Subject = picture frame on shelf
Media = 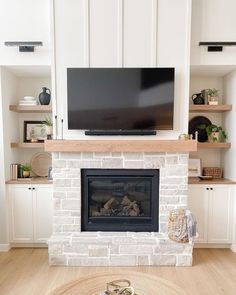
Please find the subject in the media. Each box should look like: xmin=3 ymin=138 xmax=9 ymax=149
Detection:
xmin=188 ymin=158 xmax=201 ymax=177
xmin=24 ymin=120 xmax=47 ymax=143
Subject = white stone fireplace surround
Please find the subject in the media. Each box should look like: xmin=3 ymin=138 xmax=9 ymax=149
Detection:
xmin=48 ymin=150 xmax=193 ymax=266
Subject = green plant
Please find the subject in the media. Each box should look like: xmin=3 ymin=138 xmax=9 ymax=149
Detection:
xmin=42 ymin=116 xmax=53 ymax=126
xmin=206 ymin=88 xmax=219 ymax=97
xmin=20 ymin=163 xmax=31 ymax=172
xmin=197 ymin=124 xmax=227 ymax=142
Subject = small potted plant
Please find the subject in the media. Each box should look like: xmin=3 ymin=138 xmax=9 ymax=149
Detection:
xmin=206 ymin=88 xmax=219 ymax=105
xmin=21 ymin=163 xmax=31 ymax=178
xmin=42 ymin=116 xmax=53 ymax=139
xmin=198 ymin=124 xmax=227 ymax=142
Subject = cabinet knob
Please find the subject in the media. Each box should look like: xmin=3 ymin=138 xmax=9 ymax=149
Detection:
xmin=28 ymin=187 xmax=31 ymax=190
xmin=210 ymin=188 xmax=213 ymax=190
xmin=32 ymin=187 xmax=35 ymax=190
xmin=206 ymin=188 xmax=209 ymax=190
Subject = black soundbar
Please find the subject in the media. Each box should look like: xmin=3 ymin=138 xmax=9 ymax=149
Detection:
xmin=85 ymin=130 xmax=157 ymax=136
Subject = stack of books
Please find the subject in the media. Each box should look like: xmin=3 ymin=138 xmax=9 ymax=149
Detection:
xmin=19 ymin=96 xmax=37 ymax=106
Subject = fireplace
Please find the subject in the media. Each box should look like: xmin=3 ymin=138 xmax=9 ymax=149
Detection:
xmin=81 ymin=169 xmax=159 ymax=232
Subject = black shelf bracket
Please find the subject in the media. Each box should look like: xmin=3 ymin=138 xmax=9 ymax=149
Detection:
xmin=199 ymin=42 xmax=236 ymax=52
xmin=4 ymin=41 xmax=43 ymax=52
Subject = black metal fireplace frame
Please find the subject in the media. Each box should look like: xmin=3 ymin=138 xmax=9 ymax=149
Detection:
xmin=81 ymin=169 xmax=159 ymax=232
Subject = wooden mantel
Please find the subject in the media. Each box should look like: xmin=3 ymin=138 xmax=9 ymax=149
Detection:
xmin=44 ymin=139 xmax=197 ymax=153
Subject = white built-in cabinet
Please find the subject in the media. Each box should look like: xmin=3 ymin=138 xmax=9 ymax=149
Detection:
xmin=8 ymin=184 xmax=53 ymax=244
xmin=188 ymin=184 xmax=233 ymax=244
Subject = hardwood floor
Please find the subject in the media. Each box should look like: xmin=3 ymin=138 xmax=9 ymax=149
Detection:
xmin=0 ymin=248 xmax=235 ymax=295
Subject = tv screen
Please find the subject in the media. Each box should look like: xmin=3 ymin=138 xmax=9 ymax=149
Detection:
xmin=67 ymin=68 xmax=175 ymax=131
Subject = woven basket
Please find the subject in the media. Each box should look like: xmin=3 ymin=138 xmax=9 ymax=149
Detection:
xmin=168 ymin=209 xmax=189 ymax=243
xmin=202 ymin=167 xmax=222 ymax=178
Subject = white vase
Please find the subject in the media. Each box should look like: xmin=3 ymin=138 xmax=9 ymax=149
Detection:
xmin=45 ymin=125 xmax=53 ymax=135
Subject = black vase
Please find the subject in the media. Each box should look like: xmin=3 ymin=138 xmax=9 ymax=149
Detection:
xmin=39 ymin=87 xmax=51 ymax=105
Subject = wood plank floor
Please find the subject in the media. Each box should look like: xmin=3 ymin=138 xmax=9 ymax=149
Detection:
xmin=0 ymin=248 xmax=235 ymax=295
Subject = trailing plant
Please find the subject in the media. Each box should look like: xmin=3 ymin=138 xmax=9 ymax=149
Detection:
xmin=197 ymin=124 xmax=227 ymax=142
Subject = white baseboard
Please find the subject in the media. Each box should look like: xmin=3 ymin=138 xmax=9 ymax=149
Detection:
xmin=0 ymin=244 xmax=11 ymax=252
xmin=230 ymin=244 xmax=236 ymax=253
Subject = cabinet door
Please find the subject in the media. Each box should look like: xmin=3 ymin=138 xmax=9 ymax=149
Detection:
xmin=188 ymin=185 xmax=208 ymax=243
xmin=8 ymin=186 xmax=34 ymax=242
xmin=33 ymin=186 xmax=53 ymax=242
xmin=208 ymin=186 xmax=233 ymax=244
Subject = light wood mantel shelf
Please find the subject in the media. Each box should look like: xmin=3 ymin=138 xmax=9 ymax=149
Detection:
xmin=44 ymin=139 xmax=197 ymax=153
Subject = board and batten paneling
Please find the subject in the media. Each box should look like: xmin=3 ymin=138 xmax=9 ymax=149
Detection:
xmin=157 ymin=0 xmax=191 ymax=133
xmin=53 ymin=0 xmax=89 ymax=126
xmin=123 ymin=0 xmax=157 ymax=67
xmin=53 ymin=0 xmax=191 ymax=138
xmin=89 ymin=0 xmax=122 ymax=67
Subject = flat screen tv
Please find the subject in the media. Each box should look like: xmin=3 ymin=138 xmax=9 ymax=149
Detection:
xmin=67 ymin=68 xmax=175 ymax=132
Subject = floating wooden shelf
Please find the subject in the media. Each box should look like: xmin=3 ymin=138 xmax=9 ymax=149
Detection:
xmin=44 ymin=139 xmax=197 ymax=153
xmin=188 ymin=177 xmax=236 ymax=185
xmin=189 ymin=104 xmax=232 ymax=113
xmin=11 ymin=142 xmax=45 ymax=149
xmin=9 ymin=105 xmax=52 ymax=113
xmin=5 ymin=177 xmax=52 ymax=185
xmin=197 ymin=142 xmax=231 ymax=149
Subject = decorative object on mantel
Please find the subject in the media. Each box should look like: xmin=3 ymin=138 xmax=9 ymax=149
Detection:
xmin=168 ymin=209 xmax=197 ymax=243
xmin=54 ymin=115 xmax=58 ymax=139
xmin=24 ymin=120 xmax=47 ymax=143
xmin=203 ymin=167 xmax=223 ymax=179
xmin=31 ymin=152 xmax=52 ymax=177
xmin=188 ymin=158 xmax=201 ymax=177
xmin=188 ymin=116 xmax=212 ymax=142
xmin=61 ymin=119 xmax=64 ymax=140
xmin=191 ymin=92 xmax=205 ymax=105
xmin=39 ymin=87 xmax=51 ymax=105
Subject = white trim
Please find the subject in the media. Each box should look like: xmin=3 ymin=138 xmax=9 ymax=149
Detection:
xmin=194 ymin=243 xmax=231 ymax=249
xmin=50 ymin=0 xmax=58 ymax=139
xmin=0 ymin=244 xmax=11 ymax=252
xmin=151 ymin=0 xmax=158 ymax=66
xmin=182 ymin=0 xmax=192 ymax=133
xmin=84 ymin=0 xmax=90 ymax=67
xmin=230 ymin=244 xmax=236 ymax=253
xmin=117 ymin=0 xmax=123 ymax=67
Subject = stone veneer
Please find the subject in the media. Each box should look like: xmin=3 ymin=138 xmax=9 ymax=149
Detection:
xmin=48 ymin=151 xmax=193 ymax=266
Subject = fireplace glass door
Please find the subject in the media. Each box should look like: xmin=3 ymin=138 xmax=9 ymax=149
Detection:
xmin=81 ymin=169 xmax=159 ymax=232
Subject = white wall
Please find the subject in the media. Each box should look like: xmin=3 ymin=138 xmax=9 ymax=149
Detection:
xmin=0 ymin=69 xmax=8 ymax=246
xmin=223 ymin=70 xmax=236 ymax=180
xmin=191 ymin=0 xmax=236 ymax=65
xmin=0 ymin=0 xmax=51 ymax=66
xmin=0 ymin=67 xmax=19 ymax=246
xmin=53 ymin=0 xmax=192 ymax=139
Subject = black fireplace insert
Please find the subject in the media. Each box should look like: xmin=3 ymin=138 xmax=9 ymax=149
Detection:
xmin=81 ymin=169 xmax=159 ymax=232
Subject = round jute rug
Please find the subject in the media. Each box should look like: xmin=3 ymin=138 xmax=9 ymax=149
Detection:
xmin=51 ymin=271 xmax=186 ymax=295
